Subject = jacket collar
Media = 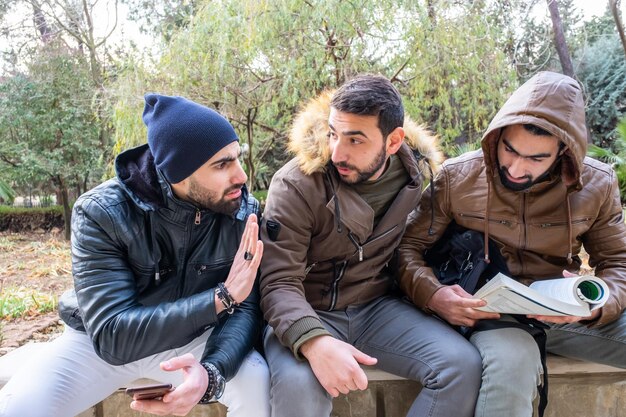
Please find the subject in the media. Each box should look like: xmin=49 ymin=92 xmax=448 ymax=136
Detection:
xmin=325 ymin=142 xmax=421 ymax=242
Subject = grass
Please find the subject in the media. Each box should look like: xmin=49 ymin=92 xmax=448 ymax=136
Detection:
xmin=0 ymin=205 xmax=64 ymax=215
xmin=0 ymin=287 xmax=57 ymax=319
xmin=0 ymin=236 xmax=16 ymax=252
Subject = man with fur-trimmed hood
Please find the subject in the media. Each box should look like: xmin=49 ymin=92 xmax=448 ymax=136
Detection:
xmin=259 ymin=74 xmax=483 ymax=417
xmin=398 ymin=71 xmax=626 ymax=417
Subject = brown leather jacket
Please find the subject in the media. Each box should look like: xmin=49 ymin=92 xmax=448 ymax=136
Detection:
xmin=260 ymin=91 xmax=442 ymax=354
xmin=398 ymin=71 xmax=626 ymax=326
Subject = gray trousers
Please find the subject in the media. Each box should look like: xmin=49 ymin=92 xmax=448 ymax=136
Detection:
xmin=0 ymin=326 xmax=270 ymax=417
xmin=470 ymin=311 xmax=626 ymax=417
xmin=264 ymin=295 xmax=483 ymax=417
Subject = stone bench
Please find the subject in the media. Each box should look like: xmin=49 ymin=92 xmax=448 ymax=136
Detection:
xmin=1 ymin=342 xmax=625 ymax=417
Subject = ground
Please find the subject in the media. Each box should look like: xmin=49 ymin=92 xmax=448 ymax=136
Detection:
xmin=0 ymin=231 xmax=70 ymax=356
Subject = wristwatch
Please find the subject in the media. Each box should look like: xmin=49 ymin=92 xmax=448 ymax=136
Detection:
xmin=198 ymin=362 xmax=225 ymax=404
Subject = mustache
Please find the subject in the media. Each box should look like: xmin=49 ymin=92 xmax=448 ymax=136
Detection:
xmin=334 ymin=162 xmax=357 ymax=171
xmin=500 ymin=167 xmax=530 ymax=181
xmin=223 ymin=184 xmax=245 ymax=196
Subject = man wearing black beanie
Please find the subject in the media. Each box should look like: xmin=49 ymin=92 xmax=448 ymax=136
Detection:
xmin=0 ymin=94 xmax=270 ymax=417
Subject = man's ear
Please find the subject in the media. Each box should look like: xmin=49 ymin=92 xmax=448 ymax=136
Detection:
xmin=386 ymin=127 xmax=405 ymax=155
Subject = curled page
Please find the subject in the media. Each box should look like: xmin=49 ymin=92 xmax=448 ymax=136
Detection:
xmin=473 ymin=273 xmax=610 ymax=316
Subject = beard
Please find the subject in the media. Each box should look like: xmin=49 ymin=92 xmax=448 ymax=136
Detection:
xmin=498 ymin=166 xmax=534 ymax=191
xmin=334 ymin=143 xmax=387 ymax=184
xmin=187 ymin=179 xmax=244 ymax=215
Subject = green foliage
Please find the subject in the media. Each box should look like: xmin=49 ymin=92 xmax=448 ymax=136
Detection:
xmin=0 ymin=205 xmax=64 ymax=215
xmin=447 ymin=141 xmax=482 ymax=158
xmin=588 ymin=118 xmax=626 ymax=202
xmin=0 ymin=179 xmax=15 ymax=203
xmin=111 ymin=0 xmax=520 ymax=185
xmin=404 ymin=1 xmax=517 ymax=150
xmin=577 ymin=35 xmax=626 ymax=148
xmin=0 ymin=43 xmax=106 ymax=204
xmin=113 ymin=0 xmax=428 ymax=190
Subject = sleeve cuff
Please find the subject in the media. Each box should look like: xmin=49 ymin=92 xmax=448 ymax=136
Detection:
xmin=292 ymin=328 xmax=332 ymax=360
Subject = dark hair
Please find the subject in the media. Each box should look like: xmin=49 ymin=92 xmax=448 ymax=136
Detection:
xmin=522 ymin=123 xmax=553 ymax=137
xmin=330 ymin=74 xmax=404 ymax=139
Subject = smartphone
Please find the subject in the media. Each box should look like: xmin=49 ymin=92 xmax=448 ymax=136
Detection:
xmin=125 ymin=383 xmax=173 ymax=400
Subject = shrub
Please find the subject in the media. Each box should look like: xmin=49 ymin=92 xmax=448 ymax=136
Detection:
xmin=0 ymin=206 xmax=64 ymax=232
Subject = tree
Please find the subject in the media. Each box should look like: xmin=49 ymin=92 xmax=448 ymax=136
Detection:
xmin=0 ymin=44 xmax=105 ymax=239
xmin=577 ymin=35 xmax=626 ymax=148
xmin=547 ymin=0 xmax=575 ymax=77
xmin=112 ymin=0 xmax=424 ymax=190
xmin=609 ymin=0 xmax=626 ymax=57
xmin=404 ymin=0 xmax=517 ymax=150
xmin=588 ymin=117 xmax=626 ymax=202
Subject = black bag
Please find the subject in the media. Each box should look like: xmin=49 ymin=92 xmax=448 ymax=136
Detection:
xmin=424 ymin=222 xmax=509 ymax=294
xmin=425 ymin=222 xmax=549 ymax=417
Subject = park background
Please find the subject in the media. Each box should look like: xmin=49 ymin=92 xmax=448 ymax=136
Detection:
xmin=0 ymin=0 xmax=624 ymax=352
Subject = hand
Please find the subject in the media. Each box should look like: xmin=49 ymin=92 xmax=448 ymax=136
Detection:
xmin=527 ymin=270 xmax=602 ymax=324
xmin=217 ymin=214 xmax=264 ymax=313
xmin=427 ymin=285 xmax=500 ymax=327
xmin=130 ymin=353 xmax=207 ymax=416
xmin=300 ymin=335 xmax=377 ymax=397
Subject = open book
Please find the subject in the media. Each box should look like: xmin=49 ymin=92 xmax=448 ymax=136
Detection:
xmin=473 ymin=272 xmax=609 ymax=316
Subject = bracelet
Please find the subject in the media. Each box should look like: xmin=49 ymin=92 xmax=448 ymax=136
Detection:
xmin=216 ymin=282 xmax=238 ymax=315
xmin=198 ymin=362 xmax=225 ymax=404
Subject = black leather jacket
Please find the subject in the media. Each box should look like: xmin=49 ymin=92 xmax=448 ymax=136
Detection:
xmin=58 ymin=144 xmax=262 ymax=380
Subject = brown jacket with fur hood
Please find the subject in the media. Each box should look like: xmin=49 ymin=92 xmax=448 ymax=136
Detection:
xmin=398 ymin=71 xmax=626 ymax=326
xmin=259 ymin=91 xmax=442 ymax=354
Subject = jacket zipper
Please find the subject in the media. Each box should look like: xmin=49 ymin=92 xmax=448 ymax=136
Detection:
xmin=195 ymin=258 xmax=234 ymax=275
xmin=346 ymin=225 xmax=398 ymax=262
xmin=539 ymin=217 xmax=591 ymax=228
xmin=304 ymin=262 xmax=317 ymax=275
xmin=347 ymin=233 xmax=364 ymax=261
xmin=328 ymin=260 xmax=348 ymax=311
xmin=327 ymin=225 xmax=398 ymax=309
xmin=178 ymin=209 xmax=202 ymax=298
xmin=458 ymin=213 xmax=513 ymax=227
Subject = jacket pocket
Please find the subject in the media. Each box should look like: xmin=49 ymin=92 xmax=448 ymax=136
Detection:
xmin=190 ymin=259 xmax=234 ymax=292
xmin=457 ymin=212 xmax=515 ymax=228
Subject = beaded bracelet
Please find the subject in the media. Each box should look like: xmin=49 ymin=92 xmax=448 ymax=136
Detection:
xmin=198 ymin=362 xmax=224 ymax=404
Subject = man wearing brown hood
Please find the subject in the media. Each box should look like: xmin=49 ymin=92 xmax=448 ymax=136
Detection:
xmin=259 ymin=74 xmax=483 ymax=417
xmin=398 ymin=71 xmax=626 ymax=417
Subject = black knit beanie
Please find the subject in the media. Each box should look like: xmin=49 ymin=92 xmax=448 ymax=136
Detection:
xmin=143 ymin=94 xmax=239 ymax=184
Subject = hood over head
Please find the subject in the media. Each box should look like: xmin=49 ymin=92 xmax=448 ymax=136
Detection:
xmin=481 ymin=71 xmax=587 ymax=191
xmin=115 ymin=144 xmax=165 ymax=210
xmin=288 ymin=90 xmax=443 ymax=178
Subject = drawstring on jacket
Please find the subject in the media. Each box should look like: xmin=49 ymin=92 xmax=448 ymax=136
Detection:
xmin=483 ymin=180 xmax=492 ymax=263
xmin=566 ymin=195 xmax=573 ymax=265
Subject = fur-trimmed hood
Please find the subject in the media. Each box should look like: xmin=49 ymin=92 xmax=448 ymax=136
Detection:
xmin=287 ymin=90 xmax=443 ymax=178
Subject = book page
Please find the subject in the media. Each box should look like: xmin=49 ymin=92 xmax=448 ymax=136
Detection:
xmin=473 ymin=273 xmax=594 ymax=316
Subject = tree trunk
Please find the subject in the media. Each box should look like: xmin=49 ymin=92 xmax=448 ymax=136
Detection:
xmin=31 ymin=1 xmax=52 ymax=43
xmin=427 ymin=0 xmax=437 ymax=26
xmin=57 ymin=177 xmax=72 ymax=241
xmin=547 ymin=0 xmax=574 ymax=77
xmin=610 ymin=0 xmax=626 ymax=58
xmin=245 ymin=108 xmax=257 ymax=193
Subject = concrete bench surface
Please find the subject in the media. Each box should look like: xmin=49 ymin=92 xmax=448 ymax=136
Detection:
xmin=1 ymin=342 xmax=626 ymax=417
